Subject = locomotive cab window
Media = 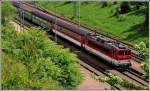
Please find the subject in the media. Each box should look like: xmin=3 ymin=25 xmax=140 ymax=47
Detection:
xmin=125 ymin=51 xmax=128 ymax=55
xmin=119 ymin=50 xmax=129 ymax=55
xmin=119 ymin=51 xmax=124 ymax=55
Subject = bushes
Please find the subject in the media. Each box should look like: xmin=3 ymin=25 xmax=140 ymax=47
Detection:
xmin=92 ymin=73 xmax=148 ymax=90
xmin=2 ymin=1 xmax=17 ymax=25
xmin=2 ymin=53 xmax=63 ymax=90
xmin=2 ymin=1 xmax=83 ymax=88
xmin=134 ymin=42 xmax=149 ymax=79
xmin=120 ymin=2 xmax=131 ymax=14
xmin=2 ymin=23 xmax=83 ymax=89
xmin=2 ymin=53 xmax=29 ymax=89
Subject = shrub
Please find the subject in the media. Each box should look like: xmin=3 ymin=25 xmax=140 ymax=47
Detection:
xmin=2 ymin=53 xmax=29 ymax=89
xmin=2 ymin=1 xmax=17 ymax=25
xmin=92 ymin=73 xmax=148 ymax=90
xmin=134 ymin=42 xmax=149 ymax=79
xmin=2 ymin=24 xmax=83 ymax=89
xmin=118 ymin=14 xmax=126 ymax=21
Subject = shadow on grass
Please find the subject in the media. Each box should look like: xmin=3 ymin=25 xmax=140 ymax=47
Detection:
xmin=127 ymin=8 xmax=146 ymax=16
xmin=109 ymin=7 xmax=146 ymax=18
xmin=52 ymin=1 xmax=72 ymax=8
xmin=121 ymin=22 xmax=149 ymax=45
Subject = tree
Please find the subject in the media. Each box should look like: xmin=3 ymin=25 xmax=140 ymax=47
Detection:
xmin=135 ymin=3 xmax=141 ymax=10
xmin=134 ymin=42 xmax=149 ymax=79
xmin=101 ymin=1 xmax=107 ymax=8
xmin=145 ymin=2 xmax=149 ymax=26
xmin=113 ymin=1 xmax=117 ymax=5
xmin=120 ymin=2 xmax=131 ymax=14
xmin=141 ymin=59 xmax=149 ymax=79
xmin=134 ymin=42 xmax=148 ymax=59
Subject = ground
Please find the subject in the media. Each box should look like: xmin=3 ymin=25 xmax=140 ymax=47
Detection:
xmin=10 ymin=21 xmax=23 ymax=32
xmin=78 ymin=66 xmax=111 ymax=90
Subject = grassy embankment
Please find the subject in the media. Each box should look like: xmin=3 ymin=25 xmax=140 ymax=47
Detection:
xmin=38 ymin=1 xmax=148 ymax=46
xmin=2 ymin=2 xmax=83 ymax=90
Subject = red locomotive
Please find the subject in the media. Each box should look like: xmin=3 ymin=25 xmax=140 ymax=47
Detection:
xmin=52 ymin=26 xmax=131 ymax=68
xmin=13 ymin=2 xmax=132 ymax=68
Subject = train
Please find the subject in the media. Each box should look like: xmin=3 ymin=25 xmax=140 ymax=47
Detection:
xmin=12 ymin=2 xmax=132 ymax=68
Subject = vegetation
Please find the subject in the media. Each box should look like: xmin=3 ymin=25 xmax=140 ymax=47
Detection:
xmin=92 ymin=73 xmax=148 ymax=90
xmin=2 ymin=2 xmax=83 ymax=90
xmin=1 ymin=1 xmax=17 ymax=25
xmin=2 ymin=23 xmax=83 ymax=89
xmin=2 ymin=52 xmax=64 ymax=90
xmin=134 ymin=42 xmax=149 ymax=79
xmin=2 ymin=53 xmax=29 ymax=89
xmin=37 ymin=1 xmax=148 ymax=46
xmin=1 ymin=1 xmax=148 ymax=90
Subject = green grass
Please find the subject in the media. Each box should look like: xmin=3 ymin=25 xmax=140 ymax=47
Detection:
xmin=38 ymin=1 xmax=148 ymax=46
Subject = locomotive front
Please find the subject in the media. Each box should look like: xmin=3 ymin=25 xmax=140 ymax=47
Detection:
xmin=115 ymin=44 xmax=132 ymax=68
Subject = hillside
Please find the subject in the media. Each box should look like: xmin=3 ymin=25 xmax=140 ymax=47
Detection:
xmin=2 ymin=2 xmax=83 ymax=90
xmin=37 ymin=1 xmax=148 ymax=46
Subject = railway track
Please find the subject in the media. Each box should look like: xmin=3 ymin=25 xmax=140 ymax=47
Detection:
xmin=13 ymin=18 xmax=148 ymax=89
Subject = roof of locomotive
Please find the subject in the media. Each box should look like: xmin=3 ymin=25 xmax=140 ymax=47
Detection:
xmin=87 ymin=33 xmax=129 ymax=50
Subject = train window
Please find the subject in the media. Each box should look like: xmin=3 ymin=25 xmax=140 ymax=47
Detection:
xmin=127 ymin=50 xmax=131 ymax=55
xmin=88 ymin=40 xmax=111 ymax=54
xmin=119 ymin=50 xmax=130 ymax=55
xmin=101 ymin=40 xmax=105 ymax=43
xmin=119 ymin=51 xmax=124 ymax=55
xmin=125 ymin=51 xmax=128 ymax=55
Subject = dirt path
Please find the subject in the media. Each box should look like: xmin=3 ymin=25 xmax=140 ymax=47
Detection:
xmin=78 ymin=66 xmax=111 ymax=90
xmin=131 ymin=60 xmax=144 ymax=73
xmin=10 ymin=21 xmax=24 ymax=32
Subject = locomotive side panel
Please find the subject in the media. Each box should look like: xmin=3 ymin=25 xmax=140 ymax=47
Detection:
xmin=56 ymin=27 xmax=82 ymax=42
xmin=86 ymin=40 xmax=113 ymax=59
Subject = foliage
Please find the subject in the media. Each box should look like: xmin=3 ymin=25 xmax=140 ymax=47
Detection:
xmin=107 ymin=0 xmax=113 ymax=7
xmin=92 ymin=73 xmax=148 ymax=90
xmin=106 ymin=73 xmax=146 ymax=90
xmin=120 ymin=2 xmax=131 ymax=14
xmin=134 ymin=41 xmax=148 ymax=59
xmin=1 ymin=1 xmax=17 ymax=25
xmin=141 ymin=59 xmax=149 ymax=79
xmin=101 ymin=1 xmax=108 ymax=8
xmin=2 ymin=22 xmax=83 ymax=89
xmin=144 ymin=2 xmax=149 ymax=26
xmin=105 ymin=73 xmax=123 ymax=86
xmin=2 ymin=53 xmax=63 ymax=90
xmin=2 ymin=53 xmax=29 ymax=89
xmin=134 ymin=42 xmax=149 ymax=79
xmin=118 ymin=14 xmax=126 ymax=21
